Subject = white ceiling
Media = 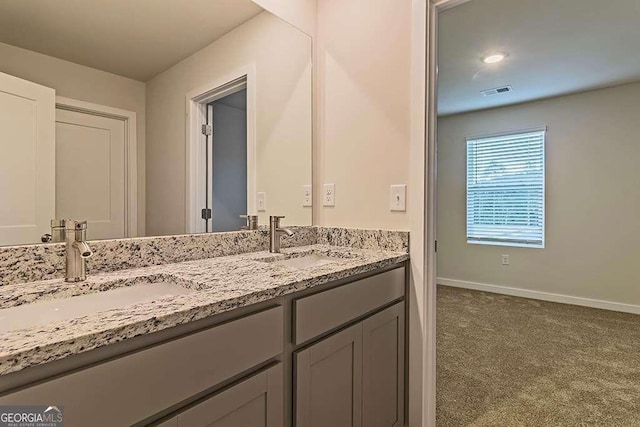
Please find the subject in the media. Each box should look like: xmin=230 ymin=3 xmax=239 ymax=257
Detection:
xmin=0 ymin=0 xmax=263 ymax=82
xmin=438 ymin=0 xmax=640 ymax=116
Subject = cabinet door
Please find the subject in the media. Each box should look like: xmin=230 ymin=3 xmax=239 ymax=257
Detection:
xmin=362 ymin=302 xmax=405 ymax=427
xmin=295 ymin=323 xmax=363 ymax=427
xmin=175 ymin=363 xmax=283 ymax=427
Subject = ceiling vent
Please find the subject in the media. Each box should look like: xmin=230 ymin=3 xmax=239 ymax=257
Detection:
xmin=481 ymin=85 xmax=512 ymax=97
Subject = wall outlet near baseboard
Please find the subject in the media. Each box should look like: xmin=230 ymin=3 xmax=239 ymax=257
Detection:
xmin=501 ymin=254 xmax=510 ymax=265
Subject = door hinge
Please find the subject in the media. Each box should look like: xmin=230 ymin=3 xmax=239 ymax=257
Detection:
xmin=435 ymin=240 xmax=438 ymax=252
xmin=201 ymin=124 xmax=212 ymax=136
xmin=201 ymin=208 xmax=212 ymax=220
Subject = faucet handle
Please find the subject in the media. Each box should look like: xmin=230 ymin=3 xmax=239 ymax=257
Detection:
xmin=240 ymin=215 xmax=259 ymax=230
xmin=65 ymin=220 xmax=88 ymax=231
xmin=270 ymin=215 xmax=285 ymax=226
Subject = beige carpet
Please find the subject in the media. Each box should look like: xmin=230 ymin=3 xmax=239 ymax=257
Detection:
xmin=436 ymin=285 xmax=640 ymax=426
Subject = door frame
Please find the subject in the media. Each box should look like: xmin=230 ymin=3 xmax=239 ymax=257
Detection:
xmin=55 ymin=96 xmax=138 ymax=237
xmin=185 ymin=65 xmax=257 ymax=234
xmin=424 ymin=0 xmax=473 ymax=425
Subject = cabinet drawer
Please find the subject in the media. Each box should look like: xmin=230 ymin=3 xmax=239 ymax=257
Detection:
xmin=293 ymin=267 xmax=404 ymax=344
xmin=0 ymin=306 xmax=284 ymax=427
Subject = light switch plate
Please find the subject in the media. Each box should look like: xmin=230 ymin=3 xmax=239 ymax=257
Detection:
xmin=390 ymin=185 xmax=407 ymax=211
xmin=323 ymin=184 xmax=335 ymax=207
xmin=257 ymin=192 xmax=267 ymax=212
xmin=302 ymin=185 xmax=312 ymax=207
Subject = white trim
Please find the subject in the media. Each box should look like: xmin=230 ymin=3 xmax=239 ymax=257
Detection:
xmin=437 ymin=278 xmax=640 ymax=315
xmin=423 ymin=3 xmax=438 ymax=427
xmin=425 ymin=1 xmax=474 ymax=426
xmin=55 ymin=96 xmax=138 ymax=237
xmin=185 ymin=65 xmax=257 ymax=233
xmin=466 ymin=125 xmax=547 ymax=142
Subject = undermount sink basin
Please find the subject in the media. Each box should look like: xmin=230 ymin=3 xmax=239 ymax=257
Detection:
xmin=275 ymin=254 xmax=339 ymax=269
xmin=258 ymin=251 xmax=347 ymax=269
xmin=0 ymin=278 xmax=194 ymax=334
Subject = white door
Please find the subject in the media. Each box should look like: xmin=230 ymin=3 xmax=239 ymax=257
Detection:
xmin=0 ymin=72 xmax=55 ymax=246
xmin=55 ymin=109 xmax=126 ymax=240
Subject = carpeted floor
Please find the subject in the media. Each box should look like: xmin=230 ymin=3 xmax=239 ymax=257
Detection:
xmin=436 ymin=285 xmax=640 ymax=426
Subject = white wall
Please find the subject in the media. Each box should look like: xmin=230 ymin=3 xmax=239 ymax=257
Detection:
xmin=0 ymin=41 xmax=147 ymax=235
xmin=314 ymin=0 xmax=412 ymax=231
xmin=145 ymin=11 xmax=312 ymax=236
xmin=437 ymin=81 xmax=640 ymax=308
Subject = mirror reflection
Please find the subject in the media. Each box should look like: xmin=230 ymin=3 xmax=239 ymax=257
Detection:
xmin=0 ymin=0 xmax=312 ymax=246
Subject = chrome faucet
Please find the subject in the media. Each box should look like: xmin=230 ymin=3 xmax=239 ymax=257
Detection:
xmin=41 ymin=219 xmax=66 ymax=243
xmin=240 ymin=214 xmax=259 ymax=230
xmin=269 ymin=216 xmax=294 ymax=253
xmin=65 ymin=220 xmax=93 ymax=282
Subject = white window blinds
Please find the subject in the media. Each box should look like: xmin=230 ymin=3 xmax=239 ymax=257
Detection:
xmin=466 ymin=129 xmax=545 ymax=248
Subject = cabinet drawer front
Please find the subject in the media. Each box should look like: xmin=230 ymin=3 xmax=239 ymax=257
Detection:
xmin=293 ymin=267 xmax=404 ymax=344
xmin=0 ymin=306 xmax=284 ymax=427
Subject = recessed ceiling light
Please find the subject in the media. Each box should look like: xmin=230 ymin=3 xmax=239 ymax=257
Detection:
xmin=482 ymin=52 xmax=508 ymax=64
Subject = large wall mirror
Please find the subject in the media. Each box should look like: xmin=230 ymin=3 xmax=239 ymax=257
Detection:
xmin=0 ymin=0 xmax=312 ymax=246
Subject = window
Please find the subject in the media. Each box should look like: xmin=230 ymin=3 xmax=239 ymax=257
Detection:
xmin=466 ymin=129 xmax=545 ymax=248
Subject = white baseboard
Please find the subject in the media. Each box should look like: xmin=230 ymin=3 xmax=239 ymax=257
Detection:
xmin=437 ymin=277 xmax=640 ymax=315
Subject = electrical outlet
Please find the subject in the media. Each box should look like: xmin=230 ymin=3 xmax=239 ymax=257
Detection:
xmin=302 ymin=185 xmax=312 ymax=207
xmin=501 ymin=254 xmax=510 ymax=265
xmin=257 ymin=192 xmax=266 ymax=212
xmin=323 ymin=184 xmax=335 ymax=207
xmin=390 ymin=184 xmax=407 ymax=211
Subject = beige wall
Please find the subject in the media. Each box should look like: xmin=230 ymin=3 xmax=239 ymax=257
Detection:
xmin=314 ymin=1 xmax=427 ymax=424
xmin=253 ymin=0 xmax=317 ymax=36
xmin=314 ymin=1 xmax=428 ymax=424
xmin=0 ymin=41 xmax=147 ymax=235
xmin=145 ymin=11 xmax=312 ymax=236
xmin=437 ymin=82 xmax=640 ymax=306
xmin=314 ymin=0 xmax=412 ymax=231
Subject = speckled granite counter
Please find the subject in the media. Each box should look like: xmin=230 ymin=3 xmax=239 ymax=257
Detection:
xmin=0 ymin=244 xmax=408 ymax=376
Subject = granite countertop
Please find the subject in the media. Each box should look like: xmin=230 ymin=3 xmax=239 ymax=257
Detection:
xmin=0 ymin=244 xmax=408 ymax=376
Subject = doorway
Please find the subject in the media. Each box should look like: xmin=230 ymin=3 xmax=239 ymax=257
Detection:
xmin=185 ymin=68 xmax=256 ymax=234
xmin=430 ymin=0 xmax=640 ymax=424
xmin=204 ymin=89 xmax=248 ymax=232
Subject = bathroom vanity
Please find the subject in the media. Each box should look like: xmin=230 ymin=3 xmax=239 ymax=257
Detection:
xmin=0 ymin=230 xmax=408 ymax=427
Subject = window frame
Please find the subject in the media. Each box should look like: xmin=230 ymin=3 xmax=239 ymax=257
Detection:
xmin=465 ymin=127 xmax=547 ymax=249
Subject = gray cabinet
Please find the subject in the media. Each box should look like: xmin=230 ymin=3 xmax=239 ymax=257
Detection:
xmin=295 ymin=302 xmax=405 ymax=427
xmin=158 ymin=364 xmax=283 ymax=427
xmin=0 ymin=306 xmax=284 ymax=427
xmin=0 ymin=265 xmax=407 ymax=427
xmin=362 ymin=302 xmax=404 ymax=427
xmin=295 ymin=323 xmax=363 ymax=427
